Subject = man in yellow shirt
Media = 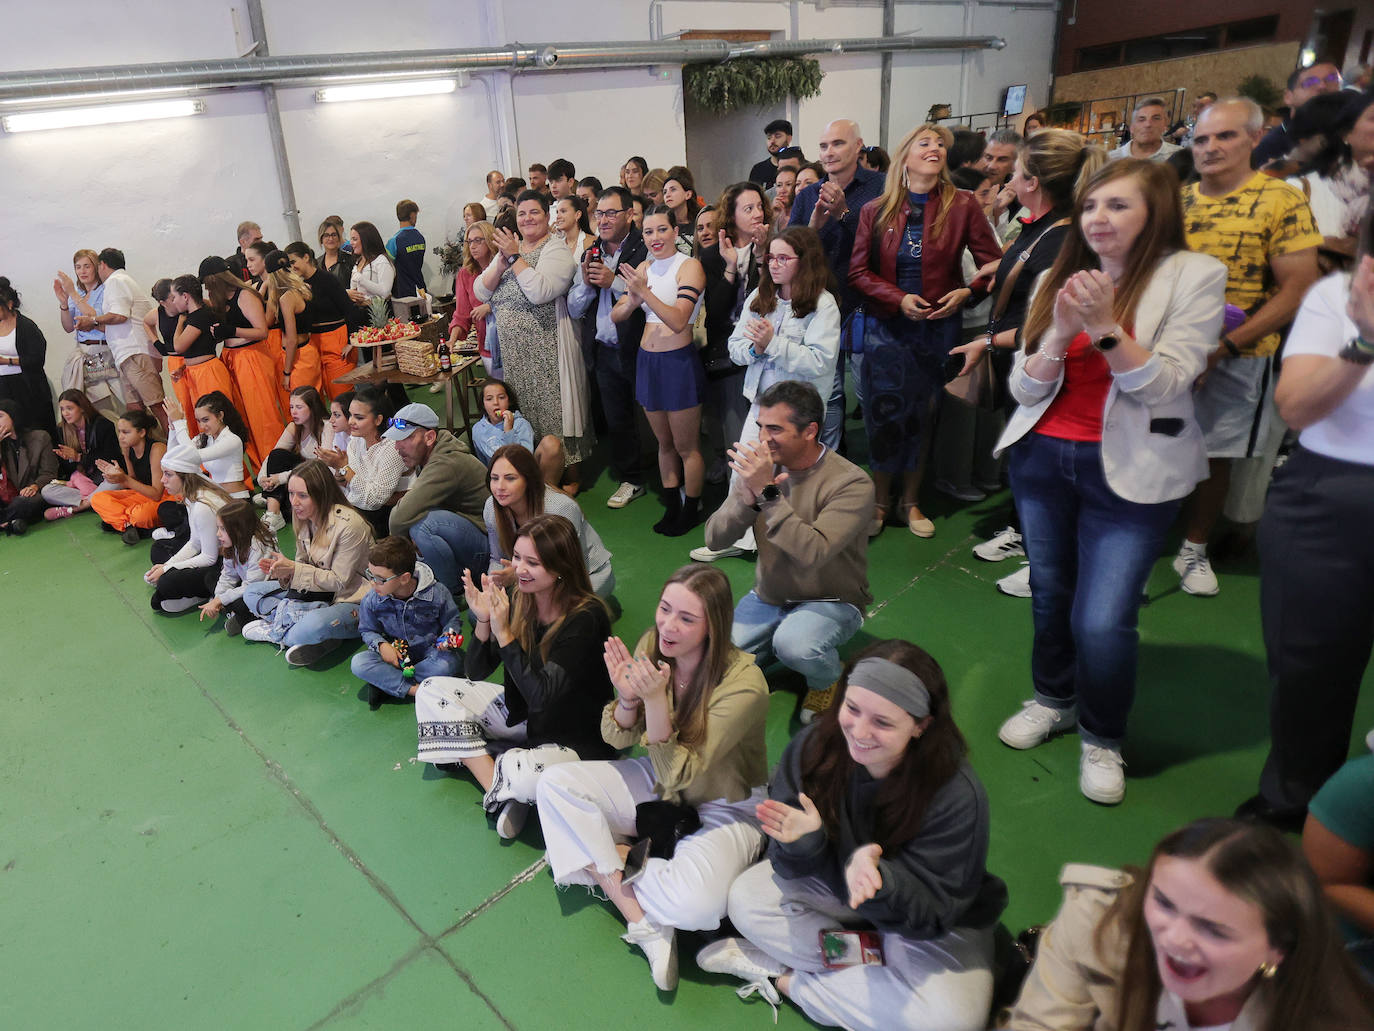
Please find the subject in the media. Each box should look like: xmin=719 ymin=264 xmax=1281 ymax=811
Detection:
xmin=1175 ymin=98 xmax=1320 ymax=597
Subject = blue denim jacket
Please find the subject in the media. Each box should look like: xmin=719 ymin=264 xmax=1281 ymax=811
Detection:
xmin=357 ymin=561 xmax=460 ymax=657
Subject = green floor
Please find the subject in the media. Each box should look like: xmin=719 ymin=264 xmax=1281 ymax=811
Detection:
xmin=4 ymin=399 xmax=1372 ymax=1030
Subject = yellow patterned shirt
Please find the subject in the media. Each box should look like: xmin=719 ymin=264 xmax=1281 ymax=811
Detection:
xmin=1182 ymin=172 xmax=1320 ymax=357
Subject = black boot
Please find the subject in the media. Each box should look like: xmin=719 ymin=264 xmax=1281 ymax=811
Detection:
xmin=653 ymin=489 xmax=682 ymax=534
xmin=663 ymin=495 xmax=701 ymax=538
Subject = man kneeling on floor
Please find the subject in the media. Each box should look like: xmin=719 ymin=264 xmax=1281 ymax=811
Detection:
xmin=351 ymin=535 xmax=463 ymax=710
xmin=703 ymin=380 xmax=873 ymax=723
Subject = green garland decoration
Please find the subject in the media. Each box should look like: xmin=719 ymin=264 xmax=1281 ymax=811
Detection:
xmin=683 ymin=57 xmax=824 ymax=114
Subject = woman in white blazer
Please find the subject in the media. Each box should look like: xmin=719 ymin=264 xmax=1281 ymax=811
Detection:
xmin=991 ymin=159 xmax=1227 ymax=806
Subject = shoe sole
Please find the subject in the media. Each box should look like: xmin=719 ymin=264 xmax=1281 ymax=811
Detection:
xmin=606 ymin=492 xmax=645 ymax=509
xmin=995 ymin=583 xmax=1032 ymax=598
xmin=1080 ymin=778 xmax=1125 ymax=805
xmin=1172 ymin=558 xmax=1220 ymax=597
xmin=690 ymin=548 xmax=743 ymax=562
xmin=973 ymin=546 xmax=1025 ymax=562
xmin=998 ymin=714 xmax=1076 ymax=750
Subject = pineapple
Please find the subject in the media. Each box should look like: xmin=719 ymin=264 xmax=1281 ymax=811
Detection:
xmin=368 ymin=297 xmax=389 ymax=328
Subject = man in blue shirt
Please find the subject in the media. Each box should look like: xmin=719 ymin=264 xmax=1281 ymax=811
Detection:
xmin=789 ymin=119 xmax=885 ymax=446
xmin=386 ymin=199 xmax=428 ymax=298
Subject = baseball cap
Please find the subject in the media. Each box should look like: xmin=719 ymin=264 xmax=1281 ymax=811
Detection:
xmin=383 ymin=402 xmax=440 ymax=440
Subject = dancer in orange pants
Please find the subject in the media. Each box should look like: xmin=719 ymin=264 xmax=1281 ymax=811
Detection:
xmin=89 ymin=409 xmax=172 ymax=535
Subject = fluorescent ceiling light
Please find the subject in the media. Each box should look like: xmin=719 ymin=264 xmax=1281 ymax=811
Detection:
xmin=315 ymin=79 xmax=457 ymax=103
xmin=2 ymin=98 xmax=204 ymax=133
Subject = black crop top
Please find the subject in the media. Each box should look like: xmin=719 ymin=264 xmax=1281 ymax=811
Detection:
xmin=155 ymin=309 xmax=179 ymax=357
xmin=179 ymin=307 xmax=220 ymax=360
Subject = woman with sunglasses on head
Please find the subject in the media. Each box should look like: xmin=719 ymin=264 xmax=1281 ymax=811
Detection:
xmin=700 ymin=639 xmax=1006 ymax=1030
xmin=612 ymin=204 xmax=707 ymax=536
xmin=1008 ymin=818 xmax=1374 ymax=1031
xmin=415 ymin=513 xmax=617 ymax=838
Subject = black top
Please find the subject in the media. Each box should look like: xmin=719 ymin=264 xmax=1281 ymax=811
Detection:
xmin=219 ymin=289 xmax=258 ymax=346
xmin=180 ymin=308 xmax=220 ymax=360
xmin=306 ymin=267 xmax=354 ymax=331
xmin=699 ymin=242 xmax=763 ymax=354
xmin=991 ymin=209 xmax=1073 ymax=340
xmin=58 ymin=414 xmax=120 ymax=481
xmin=748 ymin=157 xmax=778 ymax=189
xmin=125 ymin=440 xmax=154 ymax=486
xmin=154 ymin=309 xmax=180 ymax=357
xmin=464 ymin=605 xmax=617 ymax=761
xmin=322 ymin=254 xmax=355 ymax=294
xmin=7 ymin=315 xmax=57 ymax=441
xmin=1252 ymin=123 xmax=1292 ymax=169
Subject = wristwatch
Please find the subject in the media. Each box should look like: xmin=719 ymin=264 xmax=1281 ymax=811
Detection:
xmin=1339 ymin=338 xmax=1374 ymax=366
xmin=759 ymin=483 xmax=782 ymax=504
xmin=1093 ymin=331 xmax=1120 ymax=352
xmin=505 ymin=253 xmax=519 ymax=267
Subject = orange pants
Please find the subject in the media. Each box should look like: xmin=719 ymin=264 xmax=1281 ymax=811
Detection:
xmin=274 ymin=334 xmax=325 ymax=411
xmin=91 ymin=487 xmax=172 ymax=531
xmin=223 ymin=340 xmax=285 ymax=471
xmin=170 ymin=356 xmax=235 ymax=428
xmin=313 ymin=325 xmax=353 ymax=400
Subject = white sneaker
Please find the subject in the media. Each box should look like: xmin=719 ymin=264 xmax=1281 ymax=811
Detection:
xmin=241 ymin=619 xmax=274 ymax=643
xmin=623 ymin=918 xmax=678 ymax=990
xmin=606 ymin=482 xmax=646 ymax=509
xmin=996 ymin=563 xmax=1032 ymax=598
xmin=1173 ymin=542 xmax=1219 ymax=596
xmin=495 ymin=800 xmax=530 ymax=839
xmin=151 ymin=527 xmax=176 ymax=541
xmin=1080 ymin=742 xmax=1126 ymax=805
xmin=690 ymin=544 xmax=746 ymax=562
xmin=263 ymin=511 xmax=286 ymax=533
xmin=973 ymin=526 xmax=1025 ymax=562
xmin=696 ymin=937 xmax=785 ymax=1016
xmin=998 ymin=699 xmax=1078 ymax=750
xmin=251 ymin=493 xmax=267 ymax=508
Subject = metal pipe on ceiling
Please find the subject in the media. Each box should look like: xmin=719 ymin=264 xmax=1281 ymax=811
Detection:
xmin=0 ymin=35 xmax=1005 ymax=103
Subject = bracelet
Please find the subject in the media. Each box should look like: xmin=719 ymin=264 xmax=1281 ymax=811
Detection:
xmin=1036 ymin=351 xmax=1067 ymax=363
xmin=616 ymin=697 xmax=641 ymax=712
xmin=474 ymin=617 xmax=490 ymax=623
xmin=1222 ymin=336 xmax=1241 ymax=357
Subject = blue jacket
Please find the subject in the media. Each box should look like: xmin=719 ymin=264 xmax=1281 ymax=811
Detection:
xmin=358 ymin=561 xmax=459 ymax=658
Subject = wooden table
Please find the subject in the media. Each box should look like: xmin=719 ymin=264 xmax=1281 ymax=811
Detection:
xmin=335 ymin=353 xmax=482 ymax=444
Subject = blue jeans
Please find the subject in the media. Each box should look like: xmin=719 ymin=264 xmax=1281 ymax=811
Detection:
xmin=407 ymin=510 xmax=489 ymax=595
xmin=351 ymin=647 xmax=462 ymax=699
xmin=732 ymin=591 xmax=864 ymax=690
xmin=1008 ymin=433 xmax=1180 ymax=745
xmin=242 ymin=581 xmax=362 ymax=648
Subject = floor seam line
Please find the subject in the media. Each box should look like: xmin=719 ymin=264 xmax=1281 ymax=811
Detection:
xmin=865 ymin=534 xmax=978 ymax=618
xmin=436 ymin=858 xmax=549 ymax=938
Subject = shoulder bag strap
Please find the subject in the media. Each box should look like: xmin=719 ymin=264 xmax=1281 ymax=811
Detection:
xmin=990 ymin=218 xmax=1072 ymax=324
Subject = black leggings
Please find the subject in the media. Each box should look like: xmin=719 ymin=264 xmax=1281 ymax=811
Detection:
xmin=261 ymin=448 xmax=303 ymax=509
xmin=151 ymin=562 xmax=221 ymax=612
xmin=1 ymin=494 xmax=46 ymax=528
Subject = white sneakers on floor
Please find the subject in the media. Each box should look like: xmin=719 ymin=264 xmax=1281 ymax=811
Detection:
xmin=998 ymin=700 xmax=1077 ymax=750
xmin=263 ymin=511 xmax=286 ymax=533
xmin=1080 ymin=743 xmax=1126 ymax=805
xmin=623 ymin=918 xmax=678 ymax=990
xmin=996 ymin=563 xmax=1032 ymax=598
xmin=690 ymin=544 xmax=746 ymax=562
xmin=606 ymin=482 xmax=646 ymax=509
xmin=1174 ymin=541 xmax=1219 ymax=596
xmin=241 ymin=619 xmax=274 ymax=643
xmin=973 ymin=527 xmax=1025 ymax=562
xmin=696 ymin=937 xmax=785 ymax=1017
xmin=495 ymin=800 xmax=530 ymax=839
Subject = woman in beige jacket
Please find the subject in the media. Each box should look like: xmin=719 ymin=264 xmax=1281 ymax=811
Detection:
xmin=1009 ymin=818 xmax=1374 ymax=1031
xmin=239 ymin=458 xmax=373 ymax=667
xmin=537 ymin=564 xmax=770 ymax=991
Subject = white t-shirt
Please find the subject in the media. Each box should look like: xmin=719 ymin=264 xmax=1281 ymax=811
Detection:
xmin=1283 ymin=272 xmax=1374 ymax=466
xmin=0 ymin=326 xmax=19 ymax=377
xmin=100 ymin=268 xmax=153 ymax=365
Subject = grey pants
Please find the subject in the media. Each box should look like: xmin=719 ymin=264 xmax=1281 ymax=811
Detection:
xmin=727 ymin=860 xmax=994 ymax=1031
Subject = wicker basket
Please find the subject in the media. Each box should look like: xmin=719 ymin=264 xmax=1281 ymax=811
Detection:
xmin=415 ymin=315 xmax=447 ymax=344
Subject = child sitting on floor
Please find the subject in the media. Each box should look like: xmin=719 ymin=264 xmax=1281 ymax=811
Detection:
xmin=471 ymin=379 xmax=535 ymax=466
xmin=201 ymin=498 xmax=278 ymax=635
xmin=350 ymin=534 xmax=463 ymax=711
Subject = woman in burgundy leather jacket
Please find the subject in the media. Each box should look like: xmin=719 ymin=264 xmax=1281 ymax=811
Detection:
xmin=849 ymin=124 xmax=1002 ymax=537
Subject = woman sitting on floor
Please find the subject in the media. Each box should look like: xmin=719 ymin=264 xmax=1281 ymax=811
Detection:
xmin=240 ymin=458 xmax=373 ymax=668
xmin=90 ymin=409 xmax=169 ymax=544
xmin=42 ymin=388 xmax=120 ymax=520
xmin=0 ymin=400 xmax=58 ymax=536
xmin=317 ymin=385 xmax=405 ymax=539
xmin=199 ymin=498 xmax=277 ymax=636
xmin=256 ymin=385 xmax=328 ymax=534
xmin=538 ymin=564 xmax=769 ymax=990
xmin=700 ymin=639 xmax=1008 ymax=1031
xmin=1008 ymin=817 xmax=1374 ymax=1030
xmin=414 ymin=513 xmax=616 ymax=839
xmin=145 ymin=443 xmax=231 ymax=614
xmin=484 ymin=444 xmax=614 ymax=599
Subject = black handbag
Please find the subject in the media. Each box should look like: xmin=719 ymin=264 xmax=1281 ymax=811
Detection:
xmin=634 ymin=800 xmax=702 ymax=860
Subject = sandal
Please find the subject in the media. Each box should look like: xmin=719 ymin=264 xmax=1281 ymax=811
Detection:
xmin=898 ymin=503 xmax=935 ymax=538
xmin=869 ymin=503 xmax=889 ymax=538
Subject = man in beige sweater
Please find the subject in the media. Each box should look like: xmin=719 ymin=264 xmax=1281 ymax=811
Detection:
xmin=704 ymin=381 xmax=874 ymax=724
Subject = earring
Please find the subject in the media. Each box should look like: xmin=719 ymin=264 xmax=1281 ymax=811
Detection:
xmin=1258 ymin=961 xmax=1279 ymax=979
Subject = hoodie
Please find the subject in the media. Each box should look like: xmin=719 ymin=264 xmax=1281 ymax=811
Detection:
xmin=357 ymin=560 xmax=461 ymax=658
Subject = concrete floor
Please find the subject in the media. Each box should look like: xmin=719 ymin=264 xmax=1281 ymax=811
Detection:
xmin=4 ymin=400 xmax=1371 ymax=1029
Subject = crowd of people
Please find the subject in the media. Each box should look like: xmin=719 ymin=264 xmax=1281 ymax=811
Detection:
xmin=4 ymin=65 xmax=1374 ymax=1029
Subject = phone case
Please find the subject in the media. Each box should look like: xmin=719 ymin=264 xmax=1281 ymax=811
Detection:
xmin=819 ymin=930 xmax=885 ymax=969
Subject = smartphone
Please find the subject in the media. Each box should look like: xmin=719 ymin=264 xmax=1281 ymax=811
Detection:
xmin=621 ymin=838 xmax=652 ymax=886
xmin=819 ymin=930 xmax=885 ymax=969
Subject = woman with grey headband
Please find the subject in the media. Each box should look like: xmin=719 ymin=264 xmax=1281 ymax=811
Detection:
xmin=698 ymin=639 xmax=1007 ymax=1030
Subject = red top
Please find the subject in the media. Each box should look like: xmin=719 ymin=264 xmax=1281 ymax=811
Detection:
xmin=1034 ymin=331 xmax=1114 ymax=442
xmin=0 ymin=464 xmax=17 ymax=504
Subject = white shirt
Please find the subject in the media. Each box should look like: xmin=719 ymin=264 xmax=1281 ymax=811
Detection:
xmin=0 ymin=326 xmax=18 ymax=377
xmin=100 ymin=268 xmax=152 ymax=365
xmin=344 ymin=435 xmax=405 ymax=510
xmin=1284 ymin=272 xmax=1374 ymax=466
xmin=351 ymin=255 xmax=395 ymax=299
xmin=193 ymin=427 xmax=247 ymax=485
xmin=481 ymin=196 xmax=501 ymax=219
xmin=166 ymin=496 xmax=228 ymax=571
xmin=1110 ymin=139 xmax=1182 ymax=162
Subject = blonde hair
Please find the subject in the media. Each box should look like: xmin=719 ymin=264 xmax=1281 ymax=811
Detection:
xmin=876 ymin=124 xmax=958 ymax=243
xmin=463 ymin=221 xmax=497 ymax=276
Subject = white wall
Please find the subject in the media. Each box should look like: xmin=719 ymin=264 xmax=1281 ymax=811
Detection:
xmin=0 ymin=0 xmax=1055 ymax=399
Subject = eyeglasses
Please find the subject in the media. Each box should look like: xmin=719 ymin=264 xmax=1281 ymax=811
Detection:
xmin=363 ymin=569 xmax=405 ymax=584
xmin=766 ymin=254 xmax=797 ymax=265
xmin=1299 ymin=72 xmax=1342 ymax=88
xmin=594 ymin=209 xmax=626 ymax=220
xmin=388 ymin=417 xmax=431 ymax=432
